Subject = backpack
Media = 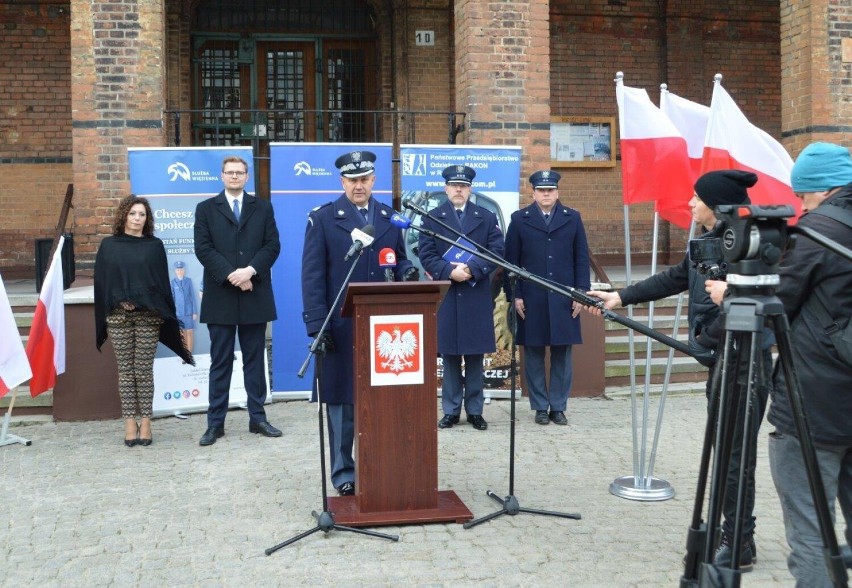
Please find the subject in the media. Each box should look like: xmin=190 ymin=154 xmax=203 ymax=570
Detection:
xmin=805 ymin=204 xmax=852 ymax=367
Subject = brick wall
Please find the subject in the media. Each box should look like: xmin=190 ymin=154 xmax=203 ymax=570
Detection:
xmin=549 ymin=0 xmax=782 ymax=263
xmin=70 ymin=0 xmax=167 ymax=273
xmin=0 ymin=1 xmax=72 ymax=276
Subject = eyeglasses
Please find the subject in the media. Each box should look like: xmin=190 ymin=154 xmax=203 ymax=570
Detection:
xmin=223 ymin=171 xmax=247 ymax=177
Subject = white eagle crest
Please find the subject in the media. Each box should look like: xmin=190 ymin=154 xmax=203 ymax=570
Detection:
xmin=376 ymin=327 xmax=418 ymax=372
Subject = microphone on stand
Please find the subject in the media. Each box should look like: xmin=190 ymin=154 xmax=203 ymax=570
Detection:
xmin=378 ymin=247 xmax=397 ymax=282
xmin=344 ymin=224 xmax=375 ymax=261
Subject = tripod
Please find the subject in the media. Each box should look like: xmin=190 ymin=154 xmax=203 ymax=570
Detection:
xmin=463 ymin=273 xmax=581 ymax=529
xmin=266 ymin=249 xmax=398 ymax=555
xmin=680 ymin=281 xmax=849 ymax=588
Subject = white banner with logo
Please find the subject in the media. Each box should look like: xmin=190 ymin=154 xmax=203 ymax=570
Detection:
xmin=128 ymin=146 xmax=269 ymax=416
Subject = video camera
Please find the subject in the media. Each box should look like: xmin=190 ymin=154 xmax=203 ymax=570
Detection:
xmin=689 ymin=205 xmax=796 ymax=281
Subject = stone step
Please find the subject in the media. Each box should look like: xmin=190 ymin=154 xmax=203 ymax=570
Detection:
xmin=0 ymin=387 xmax=53 ymax=410
xmin=605 ymin=356 xmax=709 ymax=378
xmin=605 ymin=381 xmax=707 ymax=399
xmin=14 ymin=312 xmax=33 ymax=329
xmin=605 ymin=334 xmax=689 ymax=354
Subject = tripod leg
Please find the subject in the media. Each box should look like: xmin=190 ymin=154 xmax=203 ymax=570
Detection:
xmin=333 ymin=525 xmax=399 ymax=541
xmin=265 ymin=526 xmax=323 ymax=555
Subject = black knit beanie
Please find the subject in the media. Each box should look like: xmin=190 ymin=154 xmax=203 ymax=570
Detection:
xmin=693 ymin=170 xmax=757 ymax=208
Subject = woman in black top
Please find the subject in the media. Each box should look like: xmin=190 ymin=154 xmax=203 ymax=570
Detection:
xmin=94 ymin=195 xmax=193 ymax=446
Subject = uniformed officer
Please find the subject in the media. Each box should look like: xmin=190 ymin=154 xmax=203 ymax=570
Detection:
xmin=418 ymin=165 xmax=504 ymax=431
xmin=301 ymin=150 xmax=417 ymax=496
xmin=504 ymin=170 xmax=590 ymax=425
xmin=170 ymin=260 xmax=198 ymax=353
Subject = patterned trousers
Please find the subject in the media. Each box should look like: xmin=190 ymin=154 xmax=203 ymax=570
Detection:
xmin=106 ymin=307 xmax=163 ymax=419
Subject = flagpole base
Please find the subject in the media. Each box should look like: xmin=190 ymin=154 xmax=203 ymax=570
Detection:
xmin=609 ymin=475 xmax=674 ymax=502
xmin=0 ymin=411 xmax=32 ymax=447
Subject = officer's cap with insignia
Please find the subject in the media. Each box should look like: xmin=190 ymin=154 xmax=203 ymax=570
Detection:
xmin=174 ymin=260 xmax=186 ymax=269
xmin=335 ymin=150 xmax=377 ymax=178
xmin=529 ymin=170 xmax=561 ymax=189
xmin=442 ymin=165 xmax=476 ymax=186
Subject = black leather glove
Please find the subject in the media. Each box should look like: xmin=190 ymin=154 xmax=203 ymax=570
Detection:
xmin=314 ymin=331 xmax=335 ymax=354
xmin=402 ymin=267 xmax=420 ymax=282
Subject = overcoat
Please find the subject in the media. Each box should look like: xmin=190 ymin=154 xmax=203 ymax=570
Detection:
xmin=504 ymin=201 xmax=590 ymax=346
xmin=194 ymin=190 xmax=281 ymax=325
xmin=417 ymin=200 xmax=504 ymax=355
xmin=301 ymin=195 xmax=414 ymax=405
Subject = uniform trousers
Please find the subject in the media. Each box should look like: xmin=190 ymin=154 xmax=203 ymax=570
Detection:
xmin=441 ymin=354 xmax=484 ymax=417
xmin=523 ymin=345 xmax=572 ymax=412
xmin=106 ymin=307 xmax=163 ymax=419
xmin=326 ymin=403 xmax=355 ymax=488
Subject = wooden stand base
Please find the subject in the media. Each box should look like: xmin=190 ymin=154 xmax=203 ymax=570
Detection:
xmin=326 ymin=490 xmax=472 ymax=527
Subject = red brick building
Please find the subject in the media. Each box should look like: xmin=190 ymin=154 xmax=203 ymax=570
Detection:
xmin=1 ymin=0 xmax=849 ymax=276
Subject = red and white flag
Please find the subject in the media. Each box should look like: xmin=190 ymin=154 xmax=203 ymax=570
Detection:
xmin=25 ymin=236 xmax=66 ymax=397
xmin=656 ymin=88 xmax=711 ymax=229
xmin=0 ymin=275 xmax=32 ymax=398
xmin=616 ymin=78 xmax=694 ymax=229
xmin=702 ymin=77 xmax=800 ymax=217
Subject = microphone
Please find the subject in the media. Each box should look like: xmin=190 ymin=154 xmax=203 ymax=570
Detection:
xmin=344 ymin=224 xmax=375 ymax=261
xmin=390 ymin=213 xmax=412 ymax=229
xmin=378 ymin=247 xmax=396 ymax=282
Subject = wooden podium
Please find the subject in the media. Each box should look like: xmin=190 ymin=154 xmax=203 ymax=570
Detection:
xmin=326 ymin=281 xmax=473 ymax=527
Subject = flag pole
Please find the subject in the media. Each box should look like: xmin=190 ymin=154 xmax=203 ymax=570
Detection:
xmin=0 ymin=387 xmax=32 ymax=447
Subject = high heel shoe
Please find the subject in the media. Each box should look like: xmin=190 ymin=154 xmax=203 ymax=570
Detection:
xmin=124 ymin=437 xmax=138 ymax=447
xmin=138 ymin=420 xmax=152 ymax=446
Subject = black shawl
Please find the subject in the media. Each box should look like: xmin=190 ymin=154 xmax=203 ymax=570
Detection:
xmin=94 ymin=234 xmax=194 ymax=365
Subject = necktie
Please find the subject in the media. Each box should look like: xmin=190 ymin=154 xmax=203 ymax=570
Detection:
xmin=360 ymin=208 xmax=368 ymax=220
xmin=456 ymin=208 xmax=463 ymax=221
xmin=232 ymin=198 xmax=241 ymax=222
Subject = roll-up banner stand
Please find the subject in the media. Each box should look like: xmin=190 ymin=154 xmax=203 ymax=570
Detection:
xmin=128 ymin=147 xmax=269 ymax=416
xmin=399 ymin=145 xmax=522 ymax=399
xmin=268 ymin=143 xmax=393 ymax=398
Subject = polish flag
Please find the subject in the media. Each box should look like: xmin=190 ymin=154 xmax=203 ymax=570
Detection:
xmin=616 ymin=76 xmax=694 ymax=229
xmin=656 ymin=87 xmax=711 ymax=229
xmin=0 ymin=275 xmax=32 ymax=398
xmin=25 ymin=236 xmax=66 ymax=397
xmin=702 ymin=76 xmax=800 ymax=218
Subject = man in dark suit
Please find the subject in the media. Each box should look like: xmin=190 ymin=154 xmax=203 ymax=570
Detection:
xmin=194 ymin=155 xmax=282 ymax=446
xmin=504 ymin=170 xmax=590 ymax=425
xmin=301 ymin=150 xmax=417 ymax=496
xmin=418 ymin=165 xmax=504 ymax=431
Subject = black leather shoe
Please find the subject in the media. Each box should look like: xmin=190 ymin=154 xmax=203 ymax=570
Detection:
xmin=249 ymin=421 xmax=282 ymax=437
xmin=714 ymin=533 xmax=755 ymax=571
xmin=467 ymin=414 xmax=488 ymax=430
xmin=199 ymin=426 xmax=225 ymax=446
xmin=549 ymin=411 xmax=568 ymax=425
xmin=138 ymin=437 xmax=153 ymax=447
xmin=124 ymin=437 xmax=138 ymax=448
xmin=438 ymin=414 xmax=460 ymax=429
xmin=534 ymin=410 xmax=550 ymax=425
xmin=337 ymin=481 xmax=355 ymax=496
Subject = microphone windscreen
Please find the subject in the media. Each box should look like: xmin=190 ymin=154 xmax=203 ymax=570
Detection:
xmin=378 ymin=247 xmax=397 ymax=267
xmin=390 ymin=213 xmax=411 ymax=228
xmin=362 ymin=224 xmax=376 ymax=236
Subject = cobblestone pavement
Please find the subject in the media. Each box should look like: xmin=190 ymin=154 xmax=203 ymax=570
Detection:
xmin=2 ymin=395 xmax=830 ymax=587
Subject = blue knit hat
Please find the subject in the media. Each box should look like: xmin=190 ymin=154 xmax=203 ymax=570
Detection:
xmin=791 ymin=142 xmax=852 ymax=193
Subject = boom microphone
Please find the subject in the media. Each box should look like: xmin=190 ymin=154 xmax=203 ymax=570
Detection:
xmin=390 ymin=213 xmax=412 ymax=229
xmin=379 ymin=247 xmax=396 ymax=282
xmin=344 ymin=224 xmax=375 ymax=261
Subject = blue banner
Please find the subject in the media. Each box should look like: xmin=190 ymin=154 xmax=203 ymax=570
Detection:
xmin=269 ymin=143 xmax=393 ymax=394
xmin=128 ymin=146 xmax=259 ymax=415
xmin=400 ymin=145 xmax=522 ymax=395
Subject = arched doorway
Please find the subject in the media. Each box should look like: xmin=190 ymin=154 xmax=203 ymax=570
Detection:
xmin=190 ymin=0 xmax=380 ymax=196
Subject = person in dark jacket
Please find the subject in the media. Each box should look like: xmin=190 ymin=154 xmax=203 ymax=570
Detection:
xmin=194 ymin=156 xmax=282 ymax=446
xmin=504 ymin=170 xmax=590 ymax=425
xmin=95 ymin=195 xmax=194 ymax=447
xmin=586 ymin=170 xmax=770 ymax=570
xmin=418 ymin=165 xmax=504 ymax=431
xmin=301 ymin=150 xmax=417 ymax=496
xmin=767 ymin=142 xmax=852 ymax=587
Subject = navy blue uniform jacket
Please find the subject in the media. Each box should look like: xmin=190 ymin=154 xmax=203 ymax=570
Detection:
xmin=194 ymin=191 xmax=281 ymax=325
xmin=504 ymin=201 xmax=590 ymax=346
xmin=301 ymin=195 xmax=413 ymax=405
xmin=417 ymin=200 xmax=504 ymax=355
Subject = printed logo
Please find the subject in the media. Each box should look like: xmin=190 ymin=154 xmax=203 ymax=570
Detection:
xmin=164 ymin=392 xmax=172 ymax=400
xmin=401 ymin=153 xmax=426 ymax=176
xmin=191 ymin=389 xmax=200 ymax=397
xmin=293 ymin=161 xmax=312 ymax=176
xmin=167 ymin=162 xmax=191 ymax=182
xmin=183 ymin=390 xmax=190 ymax=398
xmin=374 ymin=324 xmax=420 ymax=374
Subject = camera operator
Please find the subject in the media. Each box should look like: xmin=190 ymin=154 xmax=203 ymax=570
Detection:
xmin=586 ymin=170 xmax=771 ymax=570
xmin=764 ymin=142 xmax=852 ymax=588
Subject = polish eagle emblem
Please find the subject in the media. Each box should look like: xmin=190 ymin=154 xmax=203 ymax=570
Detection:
xmin=375 ymin=327 xmax=418 ymax=372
